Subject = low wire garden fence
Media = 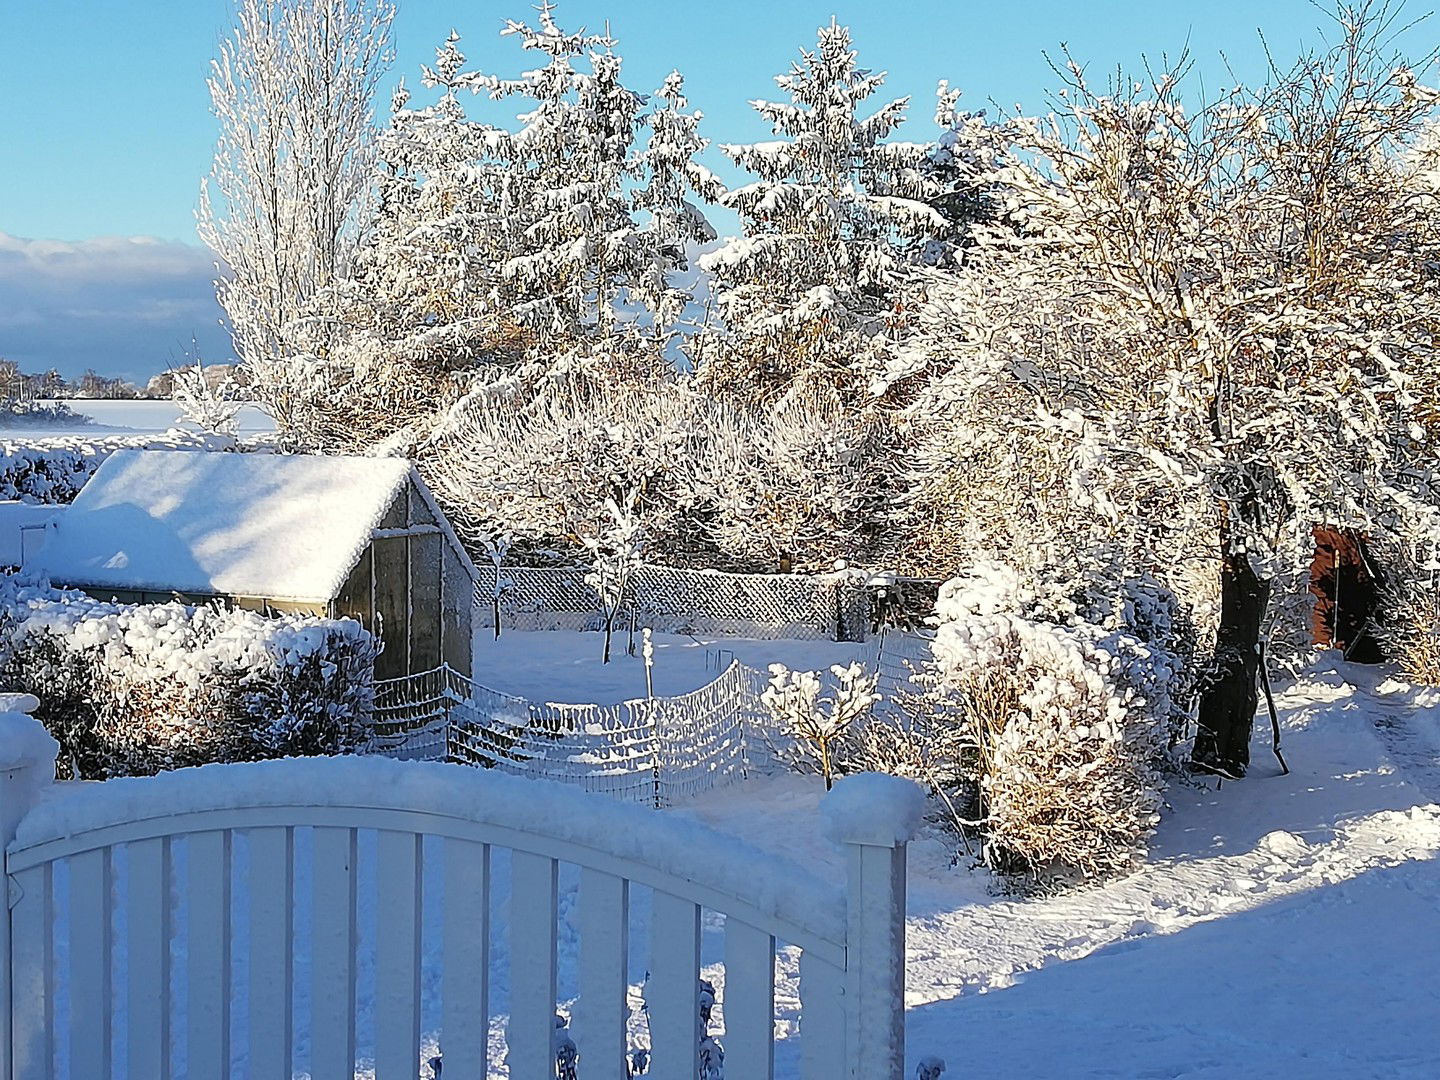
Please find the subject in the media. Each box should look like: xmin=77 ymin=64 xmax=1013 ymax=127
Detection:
xmin=369 ymin=660 xmax=780 ymax=807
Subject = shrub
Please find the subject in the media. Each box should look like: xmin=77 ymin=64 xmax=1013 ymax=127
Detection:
xmin=0 ymin=575 xmax=376 ymax=778
xmin=891 ymin=561 xmax=1189 ymax=883
xmin=1373 ymin=541 xmax=1440 ymax=685
xmin=761 ymin=661 xmax=879 ymax=789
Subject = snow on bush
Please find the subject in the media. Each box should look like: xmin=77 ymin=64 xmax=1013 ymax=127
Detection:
xmin=0 ymin=575 xmax=376 ymax=778
xmin=0 ymin=429 xmax=233 ymax=505
xmin=914 ymin=561 xmax=1190 ymax=881
xmin=761 ymin=661 xmax=879 ymax=789
xmin=1374 ymin=535 xmax=1440 ymax=686
xmin=171 ymin=363 xmax=243 ymax=437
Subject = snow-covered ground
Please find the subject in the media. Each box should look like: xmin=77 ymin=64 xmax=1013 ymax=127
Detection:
xmin=676 ymin=661 xmax=1440 ymax=1077
xmin=12 ymin=399 xmax=275 ymax=437
xmin=471 ymin=627 xmax=870 ymax=703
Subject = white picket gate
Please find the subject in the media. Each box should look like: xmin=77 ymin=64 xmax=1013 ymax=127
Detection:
xmin=0 ymin=714 xmax=919 ymax=1080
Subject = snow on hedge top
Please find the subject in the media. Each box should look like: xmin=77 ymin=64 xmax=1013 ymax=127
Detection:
xmin=14 ymin=756 xmax=846 ymax=943
xmin=33 ymin=450 xmax=414 ymax=601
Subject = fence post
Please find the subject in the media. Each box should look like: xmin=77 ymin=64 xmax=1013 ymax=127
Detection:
xmin=821 ymin=773 xmax=926 ymax=1080
xmin=0 ymin=699 xmax=59 ymax=1080
xmin=637 ymin=701 xmax=663 ymax=810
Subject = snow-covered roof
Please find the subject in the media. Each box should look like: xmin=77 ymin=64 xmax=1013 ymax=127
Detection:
xmin=33 ymin=450 xmax=422 ymax=601
xmin=0 ymin=501 xmax=62 ymax=567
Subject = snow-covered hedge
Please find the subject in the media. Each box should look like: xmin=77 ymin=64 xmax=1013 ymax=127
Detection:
xmin=0 ymin=576 xmax=377 ymax=778
xmin=0 ymin=429 xmax=232 ymax=504
xmin=918 ymin=561 xmax=1192 ymax=881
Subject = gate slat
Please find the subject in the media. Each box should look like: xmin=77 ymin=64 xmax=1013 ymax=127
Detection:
xmin=441 ymin=839 xmax=489 ymax=1077
xmin=310 ymin=827 xmax=358 ymax=1080
xmin=508 ymin=851 xmax=558 ymax=1076
xmin=374 ymin=831 xmax=422 ymax=1078
xmin=648 ymin=891 xmax=701 ymax=1080
xmin=186 ymin=831 xmax=232 ymax=1080
xmin=70 ymin=848 xmax=113 ymax=1078
xmin=247 ymin=827 xmax=293 ymax=1078
xmin=574 ymin=869 xmax=629 ymax=1080
xmin=12 ymin=863 xmax=53 ymax=1080
xmin=722 ymin=918 xmax=775 ymax=1080
xmin=798 ymin=950 xmax=846 ymax=1080
xmin=127 ymin=838 xmax=171 ymax=1080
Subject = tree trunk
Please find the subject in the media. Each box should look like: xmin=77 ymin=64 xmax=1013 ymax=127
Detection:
xmin=1194 ymin=544 xmax=1272 ymax=779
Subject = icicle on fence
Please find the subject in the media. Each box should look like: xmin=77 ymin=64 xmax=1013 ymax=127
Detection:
xmin=370 ymin=661 xmax=781 ymax=807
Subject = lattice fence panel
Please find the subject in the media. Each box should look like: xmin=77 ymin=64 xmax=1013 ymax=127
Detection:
xmin=474 ymin=564 xmax=870 ymax=641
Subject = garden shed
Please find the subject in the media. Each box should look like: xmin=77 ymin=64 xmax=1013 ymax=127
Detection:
xmin=30 ymin=450 xmax=476 ymax=680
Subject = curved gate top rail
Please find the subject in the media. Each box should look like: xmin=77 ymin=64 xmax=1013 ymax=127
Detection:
xmin=10 ymin=754 xmax=843 ymax=954
xmin=0 ymin=715 xmax=925 ymax=1080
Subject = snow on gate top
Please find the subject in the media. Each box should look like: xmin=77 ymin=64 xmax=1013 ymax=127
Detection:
xmin=30 ymin=449 xmax=421 ymax=602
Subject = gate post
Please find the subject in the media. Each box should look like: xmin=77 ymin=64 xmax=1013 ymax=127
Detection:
xmin=822 ymin=773 xmax=926 ymax=1080
xmin=0 ymin=700 xmax=59 ymax=1080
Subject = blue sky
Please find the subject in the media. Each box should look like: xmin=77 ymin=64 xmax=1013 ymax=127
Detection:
xmin=0 ymin=0 xmax=1433 ymax=379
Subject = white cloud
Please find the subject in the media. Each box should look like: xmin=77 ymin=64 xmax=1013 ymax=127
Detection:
xmin=0 ymin=232 xmax=232 ymax=383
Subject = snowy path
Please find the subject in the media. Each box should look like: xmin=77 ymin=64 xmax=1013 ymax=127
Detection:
xmin=681 ymin=662 xmax=1440 ymax=1076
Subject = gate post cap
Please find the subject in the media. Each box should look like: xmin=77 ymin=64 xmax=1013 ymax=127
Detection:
xmin=0 ymin=708 xmax=58 ymax=772
xmin=822 ymin=772 xmax=927 ymax=847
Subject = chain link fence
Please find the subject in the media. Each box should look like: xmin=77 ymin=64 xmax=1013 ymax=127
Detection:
xmin=474 ymin=564 xmax=871 ymax=641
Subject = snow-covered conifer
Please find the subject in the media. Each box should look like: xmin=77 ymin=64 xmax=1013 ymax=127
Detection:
xmin=698 ymin=20 xmax=942 ymax=398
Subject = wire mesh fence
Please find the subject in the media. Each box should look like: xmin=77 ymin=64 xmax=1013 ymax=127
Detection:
xmin=369 ymin=661 xmax=780 ymax=807
xmin=474 ymin=563 xmax=871 ymax=641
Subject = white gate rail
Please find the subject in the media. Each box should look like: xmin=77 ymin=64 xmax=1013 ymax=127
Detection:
xmin=0 ymin=714 xmax=921 ymax=1079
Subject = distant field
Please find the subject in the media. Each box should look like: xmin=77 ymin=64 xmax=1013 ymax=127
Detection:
xmin=19 ymin=399 xmax=276 ymax=437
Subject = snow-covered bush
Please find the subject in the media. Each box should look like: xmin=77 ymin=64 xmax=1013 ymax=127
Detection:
xmin=0 ymin=576 xmax=377 ymax=778
xmin=0 ymin=399 xmax=92 ymax=430
xmin=0 ymin=430 xmax=232 ymax=504
xmin=1374 ymin=537 xmax=1440 ymax=686
xmin=761 ymin=661 xmax=879 ymax=789
xmin=171 ymin=362 xmax=242 ymax=437
xmin=916 ymin=561 xmax=1188 ymax=881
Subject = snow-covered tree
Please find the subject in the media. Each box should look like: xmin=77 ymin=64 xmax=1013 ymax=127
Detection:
xmin=289 ymin=8 xmax=718 ymax=453
xmin=583 ymin=492 xmax=647 ymax=664
xmin=682 ymin=383 xmax=886 ymax=571
xmin=902 ymin=7 xmax=1440 ymax=777
xmin=697 ymin=19 xmax=943 ymax=398
xmin=425 ymin=379 xmax=704 ymax=562
xmin=198 ymin=0 xmax=395 ymax=378
xmin=632 ymin=71 xmax=726 ymax=332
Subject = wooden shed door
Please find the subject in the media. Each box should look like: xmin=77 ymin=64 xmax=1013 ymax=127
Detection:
xmin=1310 ymin=526 xmax=1385 ymax=663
